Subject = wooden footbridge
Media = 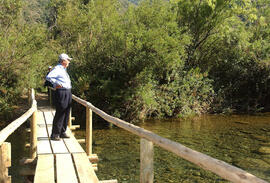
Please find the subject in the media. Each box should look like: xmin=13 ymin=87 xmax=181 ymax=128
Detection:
xmin=0 ymin=89 xmax=268 ymax=183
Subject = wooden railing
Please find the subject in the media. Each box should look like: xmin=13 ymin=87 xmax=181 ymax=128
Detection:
xmin=71 ymin=94 xmax=268 ymax=183
xmin=0 ymin=89 xmax=37 ymax=183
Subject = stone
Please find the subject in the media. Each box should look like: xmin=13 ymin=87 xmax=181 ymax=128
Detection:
xmin=258 ymin=147 xmax=270 ymax=154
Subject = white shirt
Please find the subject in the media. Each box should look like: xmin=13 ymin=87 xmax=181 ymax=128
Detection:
xmin=46 ymin=64 xmax=72 ymax=89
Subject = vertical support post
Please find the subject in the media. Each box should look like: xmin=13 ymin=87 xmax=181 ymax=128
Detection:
xmin=28 ymin=89 xmax=31 ymax=106
xmin=140 ymin=138 xmax=154 ymax=183
xmin=30 ymin=108 xmax=37 ymax=159
xmin=0 ymin=142 xmax=11 ymax=183
xmin=86 ymin=107 xmax=92 ymax=156
xmin=68 ymin=108 xmax=72 ymax=128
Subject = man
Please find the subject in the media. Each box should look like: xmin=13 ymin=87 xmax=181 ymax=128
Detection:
xmin=46 ymin=53 xmax=72 ymax=141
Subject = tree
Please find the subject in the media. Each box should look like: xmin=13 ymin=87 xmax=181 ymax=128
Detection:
xmin=0 ymin=0 xmax=56 ymax=119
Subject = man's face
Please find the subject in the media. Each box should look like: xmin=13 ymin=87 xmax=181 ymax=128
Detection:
xmin=62 ymin=59 xmax=70 ymax=68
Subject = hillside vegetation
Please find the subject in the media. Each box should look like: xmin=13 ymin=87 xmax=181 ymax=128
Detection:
xmin=0 ymin=0 xmax=269 ymax=122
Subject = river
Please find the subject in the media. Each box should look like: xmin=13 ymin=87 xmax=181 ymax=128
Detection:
xmin=8 ymin=113 xmax=270 ymax=182
xmin=77 ymin=113 xmax=270 ymax=182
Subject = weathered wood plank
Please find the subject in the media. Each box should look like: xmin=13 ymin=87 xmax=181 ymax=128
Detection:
xmin=56 ymin=154 xmax=78 ymax=183
xmin=88 ymin=154 xmax=99 ymax=163
xmin=37 ymin=125 xmax=48 ymax=139
xmin=99 ymin=180 xmax=118 ymax=183
xmin=37 ymin=111 xmax=48 ymax=138
xmin=37 ymin=140 xmax=52 ymax=154
xmin=72 ymin=153 xmax=99 ymax=183
xmin=30 ymin=109 xmax=37 ymax=159
xmin=47 ymin=125 xmax=52 ymax=138
xmin=86 ymin=107 xmax=92 ymax=156
xmin=34 ymin=154 xmax=54 ymax=183
xmin=37 ymin=111 xmax=52 ymax=155
xmin=36 ymin=111 xmax=46 ymax=125
xmin=63 ymin=129 xmax=84 ymax=153
xmin=50 ymin=139 xmax=69 ymax=154
xmin=0 ymin=142 xmax=11 ymax=183
xmin=140 ymin=138 xmax=154 ymax=183
xmin=43 ymin=111 xmax=54 ymax=125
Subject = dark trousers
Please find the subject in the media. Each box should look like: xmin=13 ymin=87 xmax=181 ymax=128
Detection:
xmin=51 ymin=89 xmax=72 ymax=137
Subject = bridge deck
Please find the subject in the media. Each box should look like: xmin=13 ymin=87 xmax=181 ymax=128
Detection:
xmin=34 ymin=109 xmax=99 ymax=183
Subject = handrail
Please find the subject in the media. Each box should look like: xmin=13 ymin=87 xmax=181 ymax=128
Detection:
xmin=0 ymin=89 xmax=37 ymax=146
xmin=72 ymin=94 xmax=267 ymax=183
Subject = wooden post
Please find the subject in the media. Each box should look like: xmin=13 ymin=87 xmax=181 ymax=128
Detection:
xmin=0 ymin=142 xmax=11 ymax=183
xmin=68 ymin=108 xmax=72 ymax=128
xmin=86 ymin=107 xmax=92 ymax=156
xmin=140 ymin=138 xmax=154 ymax=183
xmin=30 ymin=109 xmax=37 ymax=159
xmin=28 ymin=89 xmax=31 ymax=106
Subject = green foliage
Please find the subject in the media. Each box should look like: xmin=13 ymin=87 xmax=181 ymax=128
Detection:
xmin=1 ymin=0 xmax=270 ymax=122
xmin=176 ymin=0 xmax=270 ymax=113
xmin=44 ymin=0 xmax=270 ymax=120
xmin=0 ymin=0 xmax=57 ymax=120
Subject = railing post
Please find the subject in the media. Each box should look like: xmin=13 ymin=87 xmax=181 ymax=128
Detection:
xmin=68 ymin=108 xmax=72 ymax=128
xmin=140 ymin=138 xmax=154 ymax=183
xmin=0 ymin=142 xmax=11 ymax=183
xmin=28 ymin=89 xmax=31 ymax=106
xmin=30 ymin=107 xmax=37 ymax=159
xmin=86 ymin=107 xmax=92 ymax=156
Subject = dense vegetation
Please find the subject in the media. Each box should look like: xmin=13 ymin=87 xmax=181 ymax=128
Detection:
xmin=0 ymin=0 xmax=269 ymax=122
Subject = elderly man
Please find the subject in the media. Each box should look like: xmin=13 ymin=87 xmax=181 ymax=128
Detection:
xmin=46 ymin=53 xmax=72 ymax=141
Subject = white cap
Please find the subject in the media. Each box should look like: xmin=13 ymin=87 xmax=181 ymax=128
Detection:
xmin=59 ymin=53 xmax=72 ymax=61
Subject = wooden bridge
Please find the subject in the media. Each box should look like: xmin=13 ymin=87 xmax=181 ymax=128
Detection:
xmin=0 ymin=89 xmax=268 ymax=183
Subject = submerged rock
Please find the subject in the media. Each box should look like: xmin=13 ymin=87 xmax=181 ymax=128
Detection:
xmin=235 ymin=157 xmax=270 ymax=169
xmin=234 ymin=121 xmax=249 ymax=125
xmin=260 ymin=142 xmax=270 ymax=146
xmin=258 ymin=147 xmax=270 ymax=154
xmin=252 ymin=135 xmax=269 ymax=142
xmin=261 ymin=128 xmax=270 ymax=132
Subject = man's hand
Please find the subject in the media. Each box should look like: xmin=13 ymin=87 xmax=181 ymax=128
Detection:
xmin=55 ymin=85 xmax=62 ymax=89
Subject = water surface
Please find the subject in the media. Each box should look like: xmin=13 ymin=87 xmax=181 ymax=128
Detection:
xmin=75 ymin=113 xmax=270 ymax=183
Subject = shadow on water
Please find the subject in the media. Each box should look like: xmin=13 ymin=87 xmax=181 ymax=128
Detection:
xmin=74 ymin=113 xmax=270 ymax=183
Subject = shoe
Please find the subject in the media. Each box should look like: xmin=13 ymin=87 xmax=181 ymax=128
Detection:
xmin=51 ymin=136 xmax=61 ymax=141
xmin=60 ymin=133 xmax=70 ymax=138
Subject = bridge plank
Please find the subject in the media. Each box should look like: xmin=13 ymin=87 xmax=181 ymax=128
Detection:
xmin=63 ymin=129 xmax=85 ymax=153
xmin=34 ymin=154 xmax=54 ymax=183
xmin=37 ymin=140 xmax=52 ymax=154
xmin=43 ymin=111 xmax=54 ymax=125
xmin=36 ymin=111 xmax=46 ymax=125
xmin=36 ymin=111 xmax=49 ymax=138
xmin=50 ymin=139 xmax=69 ymax=154
xmin=72 ymin=153 xmax=99 ymax=183
xmin=37 ymin=124 xmax=48 ymax=139
xmin=56 ymin=154 xmax=78 ymax=183
xmin=47 ymin=125 xmax=52 ymax=137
